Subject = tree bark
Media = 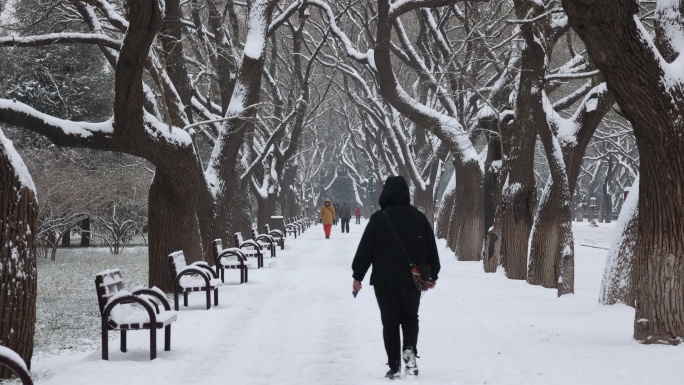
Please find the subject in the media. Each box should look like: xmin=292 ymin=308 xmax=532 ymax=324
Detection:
xmin=256 ymin=192 xmax=278 ymax=233
xmin=436 ymin=172 xmax=456 ymax=240
xmin=600 ymin=176 xmax=638 ymax=306
xmin=148 ymin=169 xmax=204 ymax=291
xmin=528 ymin=176 xmax=575 ymax=291
xmin=483 ymin=132 xmax=503 ymax=273
xmin=80 ymin=217 xmax=91 ymax=247
xmin=451 ymin=160 xmax=484 ymax=261
xmin=564 ymin=0 xmax=684 ymax=343
xmin=0 ymin=133 xmax=38 ymax=380
xmin=61 ymin=227 xmax=71 ymax=247
xmin=600 ymin=156 xmax=614 ymax=223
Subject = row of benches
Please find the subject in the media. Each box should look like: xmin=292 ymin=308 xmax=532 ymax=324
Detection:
xmin=94 ymin=217 xmax=311 ymax=361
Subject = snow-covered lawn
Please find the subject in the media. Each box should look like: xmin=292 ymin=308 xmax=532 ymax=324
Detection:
xmin=22 ymin=220 xmax=684 ymax=384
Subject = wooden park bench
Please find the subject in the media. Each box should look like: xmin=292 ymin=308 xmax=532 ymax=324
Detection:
xmin=212 ymin=239 xmax=251 ymax=283
xmin=250 ymin=228 xmax=277 ymax=257
xmin=0 ymin=345 xmax=32 ymax=385
xmin=233 ymin=232 xmax=264 ymax=268
xmin=95 ymin=269 xmax=177 ymax=360
xmin=168 ymin=251 xmax=223 ymax=311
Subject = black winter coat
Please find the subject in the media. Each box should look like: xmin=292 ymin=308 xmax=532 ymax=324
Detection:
xmin=351 ymin=176 xmax=440 ymax=289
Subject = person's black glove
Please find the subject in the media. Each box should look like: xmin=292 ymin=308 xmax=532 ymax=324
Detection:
xmin=320 ymin=218 xmax=322 ymax=223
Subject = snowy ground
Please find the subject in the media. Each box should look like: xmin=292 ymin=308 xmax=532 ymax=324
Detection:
xmin=17 ymin=220 xmax=684 ymax=384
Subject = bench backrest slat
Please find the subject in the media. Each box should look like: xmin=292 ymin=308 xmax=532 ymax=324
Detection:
xmin=212 ymin=239 xmax=223 ymax=256
xmin=95 ymin=269 xmax=125 ymax=314
xmin=168 ymin=251 xmax=187 ymax=277
xmin=234 ymin=232 xmax=244 ymax=246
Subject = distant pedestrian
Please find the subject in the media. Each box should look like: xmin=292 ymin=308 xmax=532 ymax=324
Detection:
xmin=339 ymin=202 xmax=352 ymax=233
xmin=355 ymin=206 xmax=361 ymax=224
xmin=319 ymin=198 xmax=336 ymax=239
xmin=333 ymin=201 xmax=341 ymax=225
xmin=351 ymin=176 xmax=440 ymax=380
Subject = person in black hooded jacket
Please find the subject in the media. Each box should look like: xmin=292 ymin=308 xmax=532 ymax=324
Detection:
xmin=351 ymin=175 xmax=440 ymax=379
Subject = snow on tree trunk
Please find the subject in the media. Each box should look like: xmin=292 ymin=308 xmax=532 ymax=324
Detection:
xmin=600 ymin=176 xmax=639 ymax=306
xmin=0 ymin=130 xmax=37 ymax=380
xmin=483 ymin=131 xmax=503 ymax=273
xmin=497 ymin=169 xmax=536 ymax=280
xmin=435 ymin=171 xmax=455 ymax=240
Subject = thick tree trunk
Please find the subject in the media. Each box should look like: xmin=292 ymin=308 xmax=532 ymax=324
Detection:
xmin=483 ymin=133 xmax=503 ymax=273
xmin=61 ymin=227 xmax=71 ymax=247
xmin=600 ymin=177 xmax=638 ymax=306
xmin=281 ymin=165 xmax=298 ymax=219
xmin=451 ymin=160 xmax=484 ymax=261
xmin=159 ymin=0 xmax=193 ymax=122
xmin=492 ymin=21 xmax=538 ymax=278
xmin=497 ymin=166 xmax=536 ymax=279
xmin=601 ymin=156 xmax=614 ymax=223
xmin=528 ymin=177 xmax=575 ymax=291
xmin=80 ymin=217 xmax=91 ymax=247
xmin=1 ymin=134 xmax=38 ymax=380
xmin=632 ymin=153 xmax=684 ymax=343
xmin=564 ymin=0 xmax=684 ymax=343
xmin=148 ymin=169 xmax=204 ymax=291
xmin=256 ymin=193 xmax=278 ymax=233
xmin=415 ymin=157 xmax=440 ymax=227
xmin=435 ymin=172 xmax=455 ymax=240
xmin=414 ymin=184 xmax=436 ymax=227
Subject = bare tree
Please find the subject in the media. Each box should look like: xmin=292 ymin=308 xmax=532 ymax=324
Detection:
xmin=0 ymin=0 xmax=301 ymax=290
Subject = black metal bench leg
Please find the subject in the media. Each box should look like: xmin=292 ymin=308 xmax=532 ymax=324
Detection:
xmin=102 ymin=321 xmax=109 ymax=360
xmin=206 ymin=289 xmax=211 ymax=309
xmin=121 ymin=329 xmax=127 ymax=352
xmin=165 ymin=325 xmax=171 ymax=351
xmin=150 ymin=328 xmax=157 ymax=360
xmin=174 ymin=291 xmax=180 ymax=311
xmin=214 ymin=288 xmax=219 ymax=306
xmin=184 ymin=292 xmax=188 ymax=307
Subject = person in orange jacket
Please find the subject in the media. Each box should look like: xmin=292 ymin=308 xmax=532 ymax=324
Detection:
xmin=319 ymin=198 xmax=336 ymax=239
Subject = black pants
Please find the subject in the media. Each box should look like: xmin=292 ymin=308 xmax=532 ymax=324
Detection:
xmin=374 ymin=285 xmax=421 ymax=371
xmin=355 ymin=216 xmax=361 ymax=224
xmin=341 ymin=218 xmax=350 ymax=232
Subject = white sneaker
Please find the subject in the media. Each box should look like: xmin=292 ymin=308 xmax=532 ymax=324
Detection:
xmin=403 ymin=346 xmax=418 ymax=376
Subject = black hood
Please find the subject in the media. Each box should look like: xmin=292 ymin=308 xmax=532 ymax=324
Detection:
xmin=378 ymin=175 xmax=410 ymax=209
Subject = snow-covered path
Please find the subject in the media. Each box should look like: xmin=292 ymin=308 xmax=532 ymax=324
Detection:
xmin=33 ymin=221 xmax=684 ymax=384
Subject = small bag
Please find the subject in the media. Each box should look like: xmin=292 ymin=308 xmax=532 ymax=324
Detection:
xmin=411 ymin=264 xmax=435 ymax=291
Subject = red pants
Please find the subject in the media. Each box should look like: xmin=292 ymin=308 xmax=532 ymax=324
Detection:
xmin=323 ymin=224 xmax=332 ymax=237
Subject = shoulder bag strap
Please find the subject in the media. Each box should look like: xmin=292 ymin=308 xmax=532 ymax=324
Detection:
xmin=381 ymin=210 xmax=414 ymax=267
